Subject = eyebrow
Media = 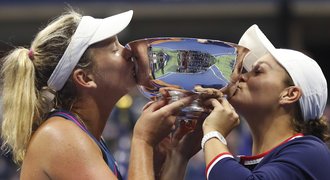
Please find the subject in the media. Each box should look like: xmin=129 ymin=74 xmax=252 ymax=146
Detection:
xmin=91 ymin=36 xmax=117 ymax=48
xmin=104 ymin=37 xmax=117 ymax=47
xmin=252 ymin=61 xmax=273 ymax=69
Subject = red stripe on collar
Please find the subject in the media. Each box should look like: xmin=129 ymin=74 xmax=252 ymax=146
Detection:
xmin=239 ymin=133 xmax=304 ymax=164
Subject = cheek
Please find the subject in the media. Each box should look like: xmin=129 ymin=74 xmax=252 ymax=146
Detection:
xmin=231 ymin=80 xmax=280 ymax=106
xmin=95 ymin=55 xmax=124 ymax=77
xmin=101 ymin=64 xmax=134 ymax=89
xmin=249 ymin=76 xmax=281 ymax=93
xmin=249 ymin=81 xmax=284 ymax=105
xmin=104 ymin=68 xmax=123 ymax=84
xmin=94 ymin=62 xmax=120 ymax=84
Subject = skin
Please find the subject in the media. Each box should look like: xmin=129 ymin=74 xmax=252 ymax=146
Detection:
xmin=128 ymin=96 xmax=196 ymax=180
xmin=202 ymin=53 xmax=302 ymax=165
xmin=157 ymin=116 xmax=204 ymax=180
xmin=20 ymin=36 xmax=195 ymax=179
xmin=128 ymin=88 xmax=200 ymax=180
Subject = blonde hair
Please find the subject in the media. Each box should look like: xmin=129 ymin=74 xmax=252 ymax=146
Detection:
xmin=0 ymin=9 xmax=93 ymax=165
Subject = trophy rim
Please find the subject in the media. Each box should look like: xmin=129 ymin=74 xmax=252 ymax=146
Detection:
xmin=126 ymin=36 xmax=250 ymax=50
xmin=126 ymin=37 xmax=250 ymax=99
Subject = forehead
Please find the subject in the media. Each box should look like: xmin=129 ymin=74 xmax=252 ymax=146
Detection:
xmin=254 ymin=53 xmax=292 ymax=81
xmin=86 ymin=36 xmax=118 ymax=63
xmin=90 ymin=36 xmax=118 ymax=48
xmin=254 ymin=53 xmax=282 ymax=69
xmin=87 ymin=36 xmax=118 ymax=57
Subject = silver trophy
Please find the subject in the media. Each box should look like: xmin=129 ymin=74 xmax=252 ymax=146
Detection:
xmin=126 ymin=37 xmax=248 ymax=129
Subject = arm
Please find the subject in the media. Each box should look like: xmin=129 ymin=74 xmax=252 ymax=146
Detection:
xmin=159 ymin=115 xmax=204 ymax=180
xmin=202 ymin=98 xmax=239 ymax=166
xmin=129 ymin=137 xmax=155 ymax=180
xmin=156 ymin=86 xmax=226 ymax=179
xmin=159 ymin=147 xmax=189 ymax=180
xmin=201 ymin=98 xmax=322 ymax=180
xmin=200 ymin=97 xmax=245 ymax=180
xmin=128 ymin=96 xmax=195 ymax=180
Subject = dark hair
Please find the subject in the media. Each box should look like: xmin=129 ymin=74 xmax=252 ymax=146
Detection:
xmin=292 ymin=107 xmax=330 ymax=142
xmin=284 ymin=75 xmax=330 ymax=142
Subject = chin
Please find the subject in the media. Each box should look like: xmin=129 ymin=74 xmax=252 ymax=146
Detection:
xmin=228 ymin=95 xmax=243 ymax=108
xmin=228 ymin=93 xmax=239 ymax=102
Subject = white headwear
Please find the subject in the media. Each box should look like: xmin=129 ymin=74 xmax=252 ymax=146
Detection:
xmin=47 ymin=10 xmax=133 ymax=92
xmin=239 ymin=24 xmax=328 ymax=121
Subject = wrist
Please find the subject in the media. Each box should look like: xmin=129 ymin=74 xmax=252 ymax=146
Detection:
xmin=201 ymin=131 xmax=227 ymax=151
xmin=160 ymin=150 xmax=189 ymax=180
xmin=129 ymin=137 xmax=155 ymax=179
xmin=132 ymin=128 xmax=157 ymax=147
xmin=169 ymin=149 xmax=190 ymax=164
xmin=202 ymin=125 xmax=227 ymax=137
xmin=203 ymin=127 xmax=222 ymax=136
xmin=131 ymin=136 xmax=154 ymax=148
xmin=202 ymin=127 xmax=217 ymax=135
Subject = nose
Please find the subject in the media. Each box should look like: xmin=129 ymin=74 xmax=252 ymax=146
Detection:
xmin=238 ymin=72 xmax=248 ymax=82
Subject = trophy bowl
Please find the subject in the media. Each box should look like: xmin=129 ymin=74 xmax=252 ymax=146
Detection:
xmin=126 ymin=37 xmax=249 ymax=129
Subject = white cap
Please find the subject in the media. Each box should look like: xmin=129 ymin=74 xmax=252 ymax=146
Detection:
xmin=239 ymin=24 xmax=328 ymax=121
xmin=47 ymin=10 xmax=133 ymax=92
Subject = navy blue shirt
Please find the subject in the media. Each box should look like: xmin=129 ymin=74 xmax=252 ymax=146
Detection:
xmin=207 ymin=134 xmax=330 ymax=180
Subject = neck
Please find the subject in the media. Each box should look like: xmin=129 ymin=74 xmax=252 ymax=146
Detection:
xmin=72 ymin=94 xmax=119 ymax=140
xmin=245 ymin=113 xmax=297 ymax=155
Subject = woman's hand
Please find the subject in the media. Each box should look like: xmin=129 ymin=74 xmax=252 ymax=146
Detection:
xmin=194 ymin=85 xmax=239 ymax=137
xmin=202 ymin=97 xmax=240 ymax=137
xmin=171 ymin=116 xmax=205 ymax=159
xmin=155 ymin=117 xmax=204 ymax=164
xmin=154 ymin=116 xmax=205 ymax=180
xmin=133 ymin=95 xmax=195 ymax=147
xmin=129 ymin=94 xmax=195 ymax=180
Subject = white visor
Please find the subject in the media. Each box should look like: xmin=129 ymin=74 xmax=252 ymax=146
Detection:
xmin=47 ymin=10 xmax=133 ymax=91
xmin=238 ymin=24 xmax=328 ymax=121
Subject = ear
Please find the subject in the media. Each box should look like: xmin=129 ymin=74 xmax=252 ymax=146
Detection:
xmin=72 ymin=69 xmax=97 ymax=89
xmin=279 ymin=86 xmax=302 ymax=105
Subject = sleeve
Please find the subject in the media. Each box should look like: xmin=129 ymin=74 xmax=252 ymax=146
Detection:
xmin=206 ymin=139 xmax=329 ymax=180
xmin=206 ymin=154 xmax=251 ymax=180
xmin=207 ymin=155 xmax=306 ymax=180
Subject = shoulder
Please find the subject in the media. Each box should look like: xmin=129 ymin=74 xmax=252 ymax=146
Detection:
xmin=278 ymin=135 xmax=329 ymax=155
xmin=31 ymin=116 xmax=95 ymax=147
xmin=268 ymin=135 xmax=330 ymax=167
xmin=24 ymin=117 xmax=103 ymax=175
xmin=30 ymin=116 xmax=101 ymax=157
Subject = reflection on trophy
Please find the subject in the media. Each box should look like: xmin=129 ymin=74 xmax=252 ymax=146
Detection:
xmin=126 ymin=37 xmax=249 ymax=130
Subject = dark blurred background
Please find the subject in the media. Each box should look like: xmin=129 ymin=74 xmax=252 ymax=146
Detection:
xmin=1 ymin=0 xmax=330 ymax=179
xmin=1 ymin=0 xmax=330 ymax=101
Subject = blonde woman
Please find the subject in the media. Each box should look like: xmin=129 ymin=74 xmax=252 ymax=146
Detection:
xmin=0 ymin=9 xmax=194 ymax=179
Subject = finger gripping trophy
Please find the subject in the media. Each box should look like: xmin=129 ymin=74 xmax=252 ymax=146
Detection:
xmin=126 ymin=37 xmax=249 ymax=130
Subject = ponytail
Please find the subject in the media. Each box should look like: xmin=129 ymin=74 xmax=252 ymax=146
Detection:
xmin=1 ymin=47 xmax=39 ymax=164
xmin=0 ymin=9 xmax=87 ymax=165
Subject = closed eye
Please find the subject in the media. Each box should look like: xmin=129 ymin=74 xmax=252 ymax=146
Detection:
xmin=252 ymin=65 xmax=262 ymax=75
